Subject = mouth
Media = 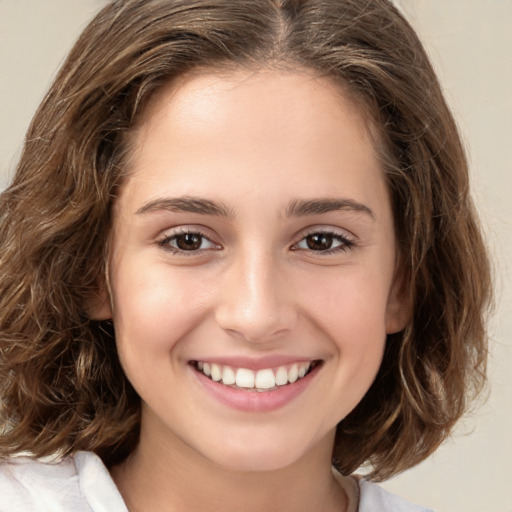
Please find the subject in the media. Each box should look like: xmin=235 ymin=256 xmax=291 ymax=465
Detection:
xmin=190 ymin=360 xmax=322 ymax=392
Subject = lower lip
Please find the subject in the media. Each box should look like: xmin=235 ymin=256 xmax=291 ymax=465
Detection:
xmin=190 ymin=363 xmax=321 ymax=412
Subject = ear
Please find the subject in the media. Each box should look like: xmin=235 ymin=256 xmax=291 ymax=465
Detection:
xmin=385 ymin=266 xmax=412 ymax=334
xmin=88 ymin=287 xmax=113 ymax=320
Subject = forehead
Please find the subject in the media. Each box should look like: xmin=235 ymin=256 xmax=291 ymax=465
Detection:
xmin=131 ymin=66 xmax=376 ymax=153
xmin=117 ymin=67 xmax=388 ymax=219
xmin=140 ymin=66 xmax=368 ymax=120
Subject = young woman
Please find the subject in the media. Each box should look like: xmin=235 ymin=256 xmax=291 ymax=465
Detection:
xmin=0 ymin=1 xmax=491 ymax=511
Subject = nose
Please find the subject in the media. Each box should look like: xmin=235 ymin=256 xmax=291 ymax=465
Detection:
xmin=214 ymin=248 xmax=298 ymax=343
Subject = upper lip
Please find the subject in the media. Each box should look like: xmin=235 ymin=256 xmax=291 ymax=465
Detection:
xmin=189 ymin=355 xmax=320 ymax=371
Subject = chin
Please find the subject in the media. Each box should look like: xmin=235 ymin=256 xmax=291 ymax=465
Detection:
xmin=198 ymin=440 xmax=299 ymax=473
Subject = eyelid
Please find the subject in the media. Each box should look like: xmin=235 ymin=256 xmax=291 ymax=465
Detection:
xmin=156 ymin=227 xmax=222 ymax=254
xmin=155 ymin=225 xmax=356 ymax=256
xmin=301 ymin=224 xmax=355 ymax=238
xmin=290 ymin=226 xmax=356 ymax=254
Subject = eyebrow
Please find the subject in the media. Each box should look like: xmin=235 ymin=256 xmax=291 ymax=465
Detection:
xmin=136 ymin=196 xmax=233 ymax=217
xmin=135 ymin=195 xmax=375 ymax=220
xmin=286 ymin=198 xmax=375 ymax=220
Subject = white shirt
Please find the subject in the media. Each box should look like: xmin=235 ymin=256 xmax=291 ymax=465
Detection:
xmin=0 ymin=451 xmax=434 ymax=512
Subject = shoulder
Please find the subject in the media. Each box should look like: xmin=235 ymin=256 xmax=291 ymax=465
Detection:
xmin=0 ymin=451 xmax=127 ymax=512
xmin=0 ymin=454 xmax=88 ymax=512
xmin=358 ymin=479 xmax=436 ymax=512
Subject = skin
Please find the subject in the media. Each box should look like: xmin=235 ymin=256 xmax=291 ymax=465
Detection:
xmin=96 ymin=67 xmax=408 ymax=512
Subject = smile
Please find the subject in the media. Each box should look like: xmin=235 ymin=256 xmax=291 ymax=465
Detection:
xmin=192 ymin=360 xmax=320 ymax=392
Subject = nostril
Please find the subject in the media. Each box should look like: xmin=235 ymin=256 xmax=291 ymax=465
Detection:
xmin=214 ymin=271 xmax=298 ymax=342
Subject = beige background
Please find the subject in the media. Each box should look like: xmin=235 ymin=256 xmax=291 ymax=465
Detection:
xmin=0 ymin=1 xmax=511 ymax=510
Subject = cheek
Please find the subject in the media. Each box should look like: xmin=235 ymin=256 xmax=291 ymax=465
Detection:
xmin=109 ymin=263 xmax=213 ymax=400
xmin=110 ymin=259 xmax=211 ymax=357
xmin=300 ymin=267 xmax=391 ymax=335
xmin=297 ymin=266 xmax=389 ymax=383
xmin=296 ymin=276 xmax=388 ymax=427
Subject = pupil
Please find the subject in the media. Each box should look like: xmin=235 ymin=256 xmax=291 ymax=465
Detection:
xmin=177 ymin=233 xmax=201 ymax=250
xmin=307 ymin=233 xmax=333 ymax=250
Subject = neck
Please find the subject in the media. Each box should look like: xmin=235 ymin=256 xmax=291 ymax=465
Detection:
xmin=110 ymin=418 xmax=346 ymax=512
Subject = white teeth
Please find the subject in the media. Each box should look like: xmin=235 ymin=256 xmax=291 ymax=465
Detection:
xmin=298 ymin=362 xmax=310 ymax=378
xmin=222 ymin=366 xmax=236 ymax=385
xmin=275 ymin=366 xmax=288 ymax=386
xmin=211 ymin=363 xmax=222 ymax=382
xmin=288 ymin=363 xmax=299 ymax=383
xmin=195 ymin=361 xmax=315 ymax=390
xmin=236 ymin=368 xmax=255 ymax=388
xmin=255 ymin=369 xmax=276 ymax=389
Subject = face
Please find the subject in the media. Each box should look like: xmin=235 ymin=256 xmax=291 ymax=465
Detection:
xmin=100 ymin=68 xmax=407 ymax=472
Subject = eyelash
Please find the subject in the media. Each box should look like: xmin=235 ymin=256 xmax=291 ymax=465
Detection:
xmin=291 ymin=230 xmax=355 ymax=255
xmin=157 ymin=229 xmax=220 ymax=255
xmin=157 ymin=228 xmax=355 ymax=256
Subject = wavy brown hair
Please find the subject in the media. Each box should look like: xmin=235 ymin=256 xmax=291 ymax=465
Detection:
xmin=0 ymin=0 xmax=491 ymax=480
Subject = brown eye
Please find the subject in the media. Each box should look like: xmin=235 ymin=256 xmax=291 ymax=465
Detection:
xmin=159 ymin=231 xmax=219 ymax=253
xmin=175 ymin=232 xmax=203 ymax=251
xmin=305 ymin=233 xmax=334 ymax=251
xmin=293 ymin=230 xmax=354 ymax=254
